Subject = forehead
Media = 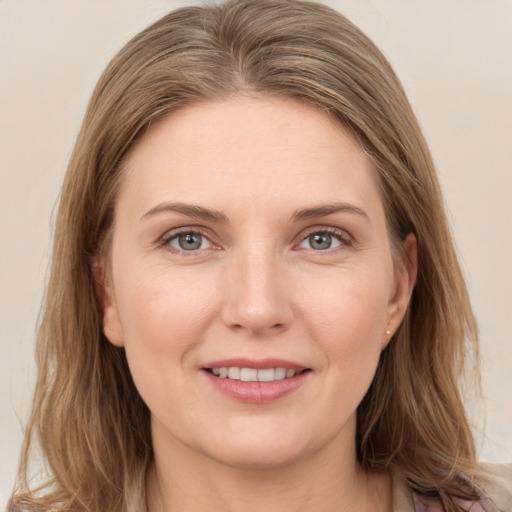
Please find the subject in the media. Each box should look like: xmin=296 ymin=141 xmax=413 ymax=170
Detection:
xmin=118 ymin=97 xmax=383 ymax=220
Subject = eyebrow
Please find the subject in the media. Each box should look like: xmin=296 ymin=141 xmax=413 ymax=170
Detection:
xmin=140 ymin=202 xmax=228 ymax=223
xmin=140 ymin=201 xmax=368 ymax=224
xmin=292 ymin=202 xmax=369 ymax=222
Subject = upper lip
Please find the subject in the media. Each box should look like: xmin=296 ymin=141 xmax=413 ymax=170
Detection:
xmin=203 ymin=358 xmax=308 ymax=370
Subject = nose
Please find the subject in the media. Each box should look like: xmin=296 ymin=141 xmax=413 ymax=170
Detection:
xmin=221 ymin=249 xmax=293 ymax=337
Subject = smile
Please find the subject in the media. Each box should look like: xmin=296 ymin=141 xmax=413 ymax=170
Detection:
xmin=208 ymin=367 xmax=306 ymax=382
xmin=202 ymin=359 xmax=311 ymax=403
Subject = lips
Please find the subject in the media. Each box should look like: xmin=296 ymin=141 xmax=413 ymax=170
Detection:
xmin=202 ymin=358 xmax=311 ymax=403
xmin=208 ymin=366 xmax=305 ymax=381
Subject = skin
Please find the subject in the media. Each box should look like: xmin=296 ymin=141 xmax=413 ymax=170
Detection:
xmin=100 ymin=97 xmax=417 ymax=512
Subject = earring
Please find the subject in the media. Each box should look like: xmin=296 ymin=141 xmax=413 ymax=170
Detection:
xmin=385 ymin=330 xmax=391 ymax=335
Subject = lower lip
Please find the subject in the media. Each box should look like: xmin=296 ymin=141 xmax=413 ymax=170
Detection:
xmin=203 ymin=370 xmax=310 ymax=404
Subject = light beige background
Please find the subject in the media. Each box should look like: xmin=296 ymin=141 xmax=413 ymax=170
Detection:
xmin=1 ymin=0 xmax=511 ymax=505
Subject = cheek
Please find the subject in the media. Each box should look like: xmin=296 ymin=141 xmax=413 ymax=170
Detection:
xmin=113 ymin=264 xmax=220 ymax=360
xmin=298 ymin=265 xmax=391 ymax=384
xmin=301 ymin=268 xmax=391 ymax=342
xmin=113 ymin=267 xmax=220 ymax=411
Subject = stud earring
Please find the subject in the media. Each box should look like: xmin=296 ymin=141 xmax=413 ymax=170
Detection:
xmin=385 ymin=330 xmax=391 ymax=335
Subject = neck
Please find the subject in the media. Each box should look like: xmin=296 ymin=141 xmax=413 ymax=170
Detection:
xmin=146 ymin=421 xmax=392 ymax=512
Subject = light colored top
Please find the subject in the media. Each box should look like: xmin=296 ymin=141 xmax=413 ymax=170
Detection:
xmin=393 ymin=464 xmax=512 ymax=512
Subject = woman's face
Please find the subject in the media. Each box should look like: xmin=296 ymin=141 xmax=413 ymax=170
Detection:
xmin=102 ymin=97 xmax=415 ymax=469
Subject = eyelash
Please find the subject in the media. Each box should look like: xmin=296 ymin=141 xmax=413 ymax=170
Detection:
xmin=159 ymin=227 xmax=215 ymax=255
xmin=297 ymin=227 xmax=353 ymax=251
xmin=159 ymin=226 xmax=353 ymax=255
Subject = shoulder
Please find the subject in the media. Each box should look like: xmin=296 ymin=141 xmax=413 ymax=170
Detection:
xmin=475 ymin=462 xmax=512 ymax=512
xmin=392 ymin=463 xmax=512 ymax=512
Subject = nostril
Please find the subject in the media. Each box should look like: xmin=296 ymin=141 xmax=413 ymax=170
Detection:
xmin=228 ymin=321 xmax=286 ymax=334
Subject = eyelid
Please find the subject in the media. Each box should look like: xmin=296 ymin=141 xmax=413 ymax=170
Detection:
xmin=159 ymin=226 xmax=218 ymax=254
xmin=295 ymin=226 xmax=353 ymax=250
xmin=157 ymin=224 xmax=353 ymax=254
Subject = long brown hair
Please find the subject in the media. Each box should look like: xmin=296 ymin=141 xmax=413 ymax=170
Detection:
xmin=9 ymin=1 xmax=479 ymax=510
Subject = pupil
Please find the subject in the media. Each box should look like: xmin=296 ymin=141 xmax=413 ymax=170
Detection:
xmin=179 ymin=233 xmax=201 ymax=250
xmin=310 ymin=233 xmax=332 ymax=250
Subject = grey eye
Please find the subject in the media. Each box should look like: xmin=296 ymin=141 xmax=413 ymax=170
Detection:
xmin=171 ymin=233 xmax=204 ymax=251
xmin=308 ymin=233 xmax=333 ymax=250
xmin=298 ymin=231 xmax=343 ymax=251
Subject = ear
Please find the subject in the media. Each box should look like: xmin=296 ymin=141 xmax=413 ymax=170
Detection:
xmin=92 ymin=255 xmax=125 ymax=347
xmin=383 ymin=233 xmax=417 ymax=348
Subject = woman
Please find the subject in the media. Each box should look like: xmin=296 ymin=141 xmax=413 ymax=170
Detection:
xmin=8 ymin=0 xmax=511 ymax=511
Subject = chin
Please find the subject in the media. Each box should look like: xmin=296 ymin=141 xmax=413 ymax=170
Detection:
xmin=208 ymin=444 xmax=305 ymax=470
xmin=196 ymin=427 xmax=318 ymax=471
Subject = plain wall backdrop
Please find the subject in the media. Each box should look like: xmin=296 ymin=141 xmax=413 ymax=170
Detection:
xmin=1 ymin=0 xmax=511 ymax=505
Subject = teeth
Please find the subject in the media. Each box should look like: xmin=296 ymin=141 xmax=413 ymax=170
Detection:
xmin=240 ymin=368 xmax=258 ymax=382
xmin=211 ymin=367 xmax=300 ymax=382
xmin=257 ymin=368 xmax=275 ymax=382
xmin=228 ymin=367 xmax=240 ymax=380
xmin=274 ymin=368 xmax=286 ymax=380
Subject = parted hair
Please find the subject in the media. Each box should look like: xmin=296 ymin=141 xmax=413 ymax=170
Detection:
xmin=9 ymin=1 xmax=479 ymax=511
